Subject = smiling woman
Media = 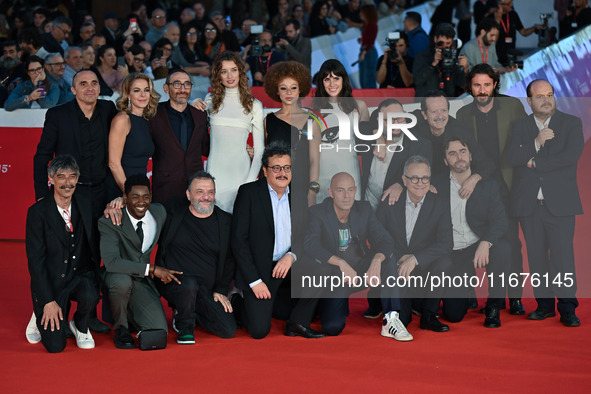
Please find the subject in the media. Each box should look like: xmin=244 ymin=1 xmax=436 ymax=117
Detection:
xmin=106 ymin=73 xmax=160 ymax=200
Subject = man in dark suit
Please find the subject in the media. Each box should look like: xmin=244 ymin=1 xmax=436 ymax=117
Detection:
xmin=150 ymin=69 xmax=210 ymax=203
xmin=377 ymin=155 xmax=454 ymax=332
xmin=456 ymin=64 xmax=527 ymax=314
xmin=26 ymin=155 xmax=98 ymax=352
xmin=33 ymin=69 xmax=117 ymax=334
xmin=305 ymin=172 xmax=412 ymax=340
xmin=42 ymin=16 xmax=72 ymax=56
xmin=156 ymin=171 xmax=236 ymax=344
xmin=98 ymin=175 xmax=182 ymax=349
xmin=232 ymin=141 xmax=323 ymax=339
xmin=434 ymin=137 xmax=510 ymax=327
xmin=506 ymin=79 xmax=584 ymax=327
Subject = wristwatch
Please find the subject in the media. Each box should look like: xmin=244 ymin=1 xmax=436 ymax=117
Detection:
xmin=309 ymin=181 xmax=320 ymax=193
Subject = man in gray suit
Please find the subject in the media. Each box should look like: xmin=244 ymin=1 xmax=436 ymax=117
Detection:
xmin=98 ymin=174 xmax=182 ymax=349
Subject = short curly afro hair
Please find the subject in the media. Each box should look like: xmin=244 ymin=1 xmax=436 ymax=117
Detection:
xmin=263 ymin=61 xmax=312 ymax=103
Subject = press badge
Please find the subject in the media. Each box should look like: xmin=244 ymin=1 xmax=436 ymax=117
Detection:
xmin=505 ymin=37 xmax=513 ymax=43
xmin=571 ymin=22 xmax=578 ymax=28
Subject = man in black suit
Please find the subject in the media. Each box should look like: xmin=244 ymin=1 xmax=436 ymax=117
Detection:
xmin=377 ymin=155 xmax=454 ymax=332
xmin=305 ymin=172 xmax=412 ymax=340
xmin=456 ymin=64 xmax=528 ymax=315
xmin=42 ymin=16 xmax=72 ymax=56
xmin=26 ymin=155 xmax=98 ymax=352
xmin=99 ymin=175 xmax=182 ymax=349
xmin=434 ymin=137 xmax=510 ymax=327
xmin=506 ymin=79 xmax=584 ymax=327
xmin=156 ymin=171 xmax=236 ymax=344
xmin=149 ymin=69 xmax=209 ymax=203
xmin=33 ymin=69 xmax=117 ymax=334
xmin=232 ymin=141 xmax=323 ymax=339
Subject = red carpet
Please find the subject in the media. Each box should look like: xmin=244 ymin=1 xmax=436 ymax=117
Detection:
xmin=2 ymin=145 xmax=591 ymax=392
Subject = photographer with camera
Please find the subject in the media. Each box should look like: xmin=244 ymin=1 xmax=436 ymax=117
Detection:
xmin=460 ymin=18 xmax=518 ymax=73
xmin=244 ymin=28 xmax=285 ymax=87
xmin=275 ymin=19 xmax=311 ymax=70
xmin=376 ymin=31 xmax=414 ymax=88
xmin=495 ymin=0 xmax=542 ymax=66
xmin=563 ymin=0 xmax=591 ymax=37
xmin=412 ymin=23 xmax=468 ymax=98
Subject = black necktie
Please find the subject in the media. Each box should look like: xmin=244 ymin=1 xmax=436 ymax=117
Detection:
xmin=136 ymin=221 xmax=144 ymax=247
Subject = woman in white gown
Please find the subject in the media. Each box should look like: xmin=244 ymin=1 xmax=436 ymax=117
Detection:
xmin=313 ymin=59 xmax=369 ymax=203
xmin=202 ymin=51 xmax=264 ymax=213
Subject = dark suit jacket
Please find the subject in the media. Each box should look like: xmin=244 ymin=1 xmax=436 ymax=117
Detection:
xmin=42 ymin=33 xmax=64 ymax=56
xmin=456 ymin=94 xmax=527 ymax=191
xmin=26 ymin=192 xmax=97 ymax=310
xmin=156 ymin=198 xmax=235 ymax=295
xmin=305 ymin=198 xmax=395 ymax=267
xmin=98 ymin=204 xmax=166 ymax=291
xmin=377 ymin=191 xmax=452 ymax=270
xmin=149 ymin=102 xmax=210 ymax=203
xmin=433 ymin=174 xmax=508 ymax=246
xmin=232 ymin=178 xmax=293 ymax=290
xmin=506 ymin=110 xmax=584 ymax=217
xmin=33 ymin=99 xmax=117 ymax=200
xmin=360 ymin=134 xmax=432 ymax=200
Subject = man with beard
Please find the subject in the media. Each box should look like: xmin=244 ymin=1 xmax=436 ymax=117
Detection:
xmin=507 ymin=79 xmax=584 ymax=327
xmin=0 ymin=40 xmax=26 ymax=107
xmin=433 ymin=137 xmax=510 ymax=328
xmin=275 ymin=19 xmax=312 ymax=70
xmin=149 ymin=69 xmax=210 ymax=203
xmin=460 ymin=18 xmax=517 ymax=73
xmin=456 ymin=64 xmax=527 ymax=314
xmin=155 ymin=171 xmax=236 ymax=344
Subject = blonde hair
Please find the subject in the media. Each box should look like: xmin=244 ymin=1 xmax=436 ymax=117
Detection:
xmin=116 ymin=72 xmax=160 ymax=119
xmin=209 ymin=51 xmax=253 ymax=114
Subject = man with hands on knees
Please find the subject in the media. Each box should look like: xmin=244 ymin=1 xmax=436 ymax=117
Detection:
xmin=99 ymin=174 xmax=182 ymax=349
xmin=231 ymin=141 xmax=323 ymax=339
xmin=306 ymin=172 xmax=411 ymax=340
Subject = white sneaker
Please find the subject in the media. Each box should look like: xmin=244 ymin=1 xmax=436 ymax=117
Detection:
xmin=69 ymin=320 xmax=95 ymax=349
xmin=381 ymin=311 xmax=413 ymax=342
xmin=26 ymin=312 xmax=41 ymax=344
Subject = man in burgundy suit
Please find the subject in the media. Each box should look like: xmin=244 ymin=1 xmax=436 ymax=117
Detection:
xmin=150 ymin=69 xmax=210 ymax=203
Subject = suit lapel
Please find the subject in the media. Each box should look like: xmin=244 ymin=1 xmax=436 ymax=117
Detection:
xmin=46 ymin=195 xmax=69 ymax=248
xmin=70 ymin=101 xmax=83 ymax=157
xmin=258 ymin=179 xmax=275 ymax=232
xmin=409 ymin=193 xmax=434 ymax=249
xmin=393 ymin=195 xmax=407 ymax=248
xmin=121 ymin=210 xmax=142 ymax=250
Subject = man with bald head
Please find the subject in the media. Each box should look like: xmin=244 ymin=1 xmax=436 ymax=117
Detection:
xmin=305 ymin=172 xmax=411 ymax=340
xmin=507 ymin=79 xmax=584 ymax=327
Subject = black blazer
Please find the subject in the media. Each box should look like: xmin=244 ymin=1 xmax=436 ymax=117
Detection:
xmin=305 ymin=198 xmax=395 ymax=266
xmin=33 ymin=99 xmax=117 ymax=200
xmin=433 ymin=175 xmax=508 ymax=246
xmin=156 ymin=197 xmax=235 ymax=295
xmin=26 ymin=192 xmax=97 ymax=310
xmin=360 ymin=134 xmax=432 ymax=200
xmin=232 ymin=178 xmax=292 ymax=290
xmin=377 ymin=191 xmax=452 ymax=270
xmin=149 ymin=102 xmax=210 ymax=203
xmin=506 ymin=110 xmax=584 ymax=217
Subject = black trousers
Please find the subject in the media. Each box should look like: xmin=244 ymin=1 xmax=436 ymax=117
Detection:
xmin=160 ymin=276 xmax=236 ymax=338
xmin=36 ymin=274 xmax=98 ymax=353
xmin=520 ymin=201 xmax=578 ymax=315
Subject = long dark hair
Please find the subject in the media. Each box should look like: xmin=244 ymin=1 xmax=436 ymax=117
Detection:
xmin=314 ymin=58 xmax=358 ymax=113
xmin=209 ymin=51 xmax=254 ymax=114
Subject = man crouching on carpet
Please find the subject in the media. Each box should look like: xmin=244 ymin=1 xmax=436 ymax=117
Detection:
xmin=26 ymin=155 xmax=99 ymax=352
xmin=98 ymin=174 xmax=182 ymax=349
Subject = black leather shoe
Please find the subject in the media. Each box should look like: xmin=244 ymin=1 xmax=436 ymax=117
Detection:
xmin=114 ymin=327 xmax=136 ymax=349
xmin=230 ymin=293 xmax=243 ymax=329
xmin=484 ymin=307 xmax=501 ymax=328
xmin=284 ymin=321 xmax=325 ymax=338
xmin=509 ymin=299 xmax=525 ymax=315
xmin=467 ymin=298 xmax=479 ymax=310
xmin=363 ymin=298 xmax=383 ymax=319
xmin=560 ymin=312 xmax=581 ymax=327
xmin=419 ymin=316 xmax=449 ymax=332
xmin=89 ymin=316 xmax=111 ymax=334
xmin=527 ymin=308 xmax=556 ymax=320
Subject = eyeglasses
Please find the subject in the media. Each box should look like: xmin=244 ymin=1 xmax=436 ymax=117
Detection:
xmin=28 ymin=66 xmax=43 ymax=73
xmin=404 ymin=175 xmax=431 ymax=185
xmin=153 ymin=15 xmax=166 ymax=19
xmin=168 ymin=81 xmax=193 ymax=89
xmin=187 ymin=31 xmax=198 ymax=36
xmin=47 ymin=61 xmax=66 ymax=67
xmin=205 ymin=28 xmax=216 ymax=33
xmin=133 ymin=57 xmax=145 ymax=63
xmin=55 ymin=24 xmax=71 ymax=35
xmin=268 ymin=165 xmax=291 ymax=173
xmin=404 ymin=175 xmax=430 ymax=184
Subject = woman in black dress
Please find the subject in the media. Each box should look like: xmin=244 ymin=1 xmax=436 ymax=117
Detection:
xmin=107 ymin=72 xmax=160 ymax=199
xmin=263 ymin=61 xmax=321 ymax=208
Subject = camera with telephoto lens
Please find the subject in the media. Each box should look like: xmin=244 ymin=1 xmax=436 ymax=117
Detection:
xmin=437 ymin=39 xmax=462 ymax=68
xmin=536 ymin=13 xmax=557 ymax=48
xmin=249 ymin=25 xmax=264 ymax=57
xmin=273 ymin=29 xmax=287 ymax=45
